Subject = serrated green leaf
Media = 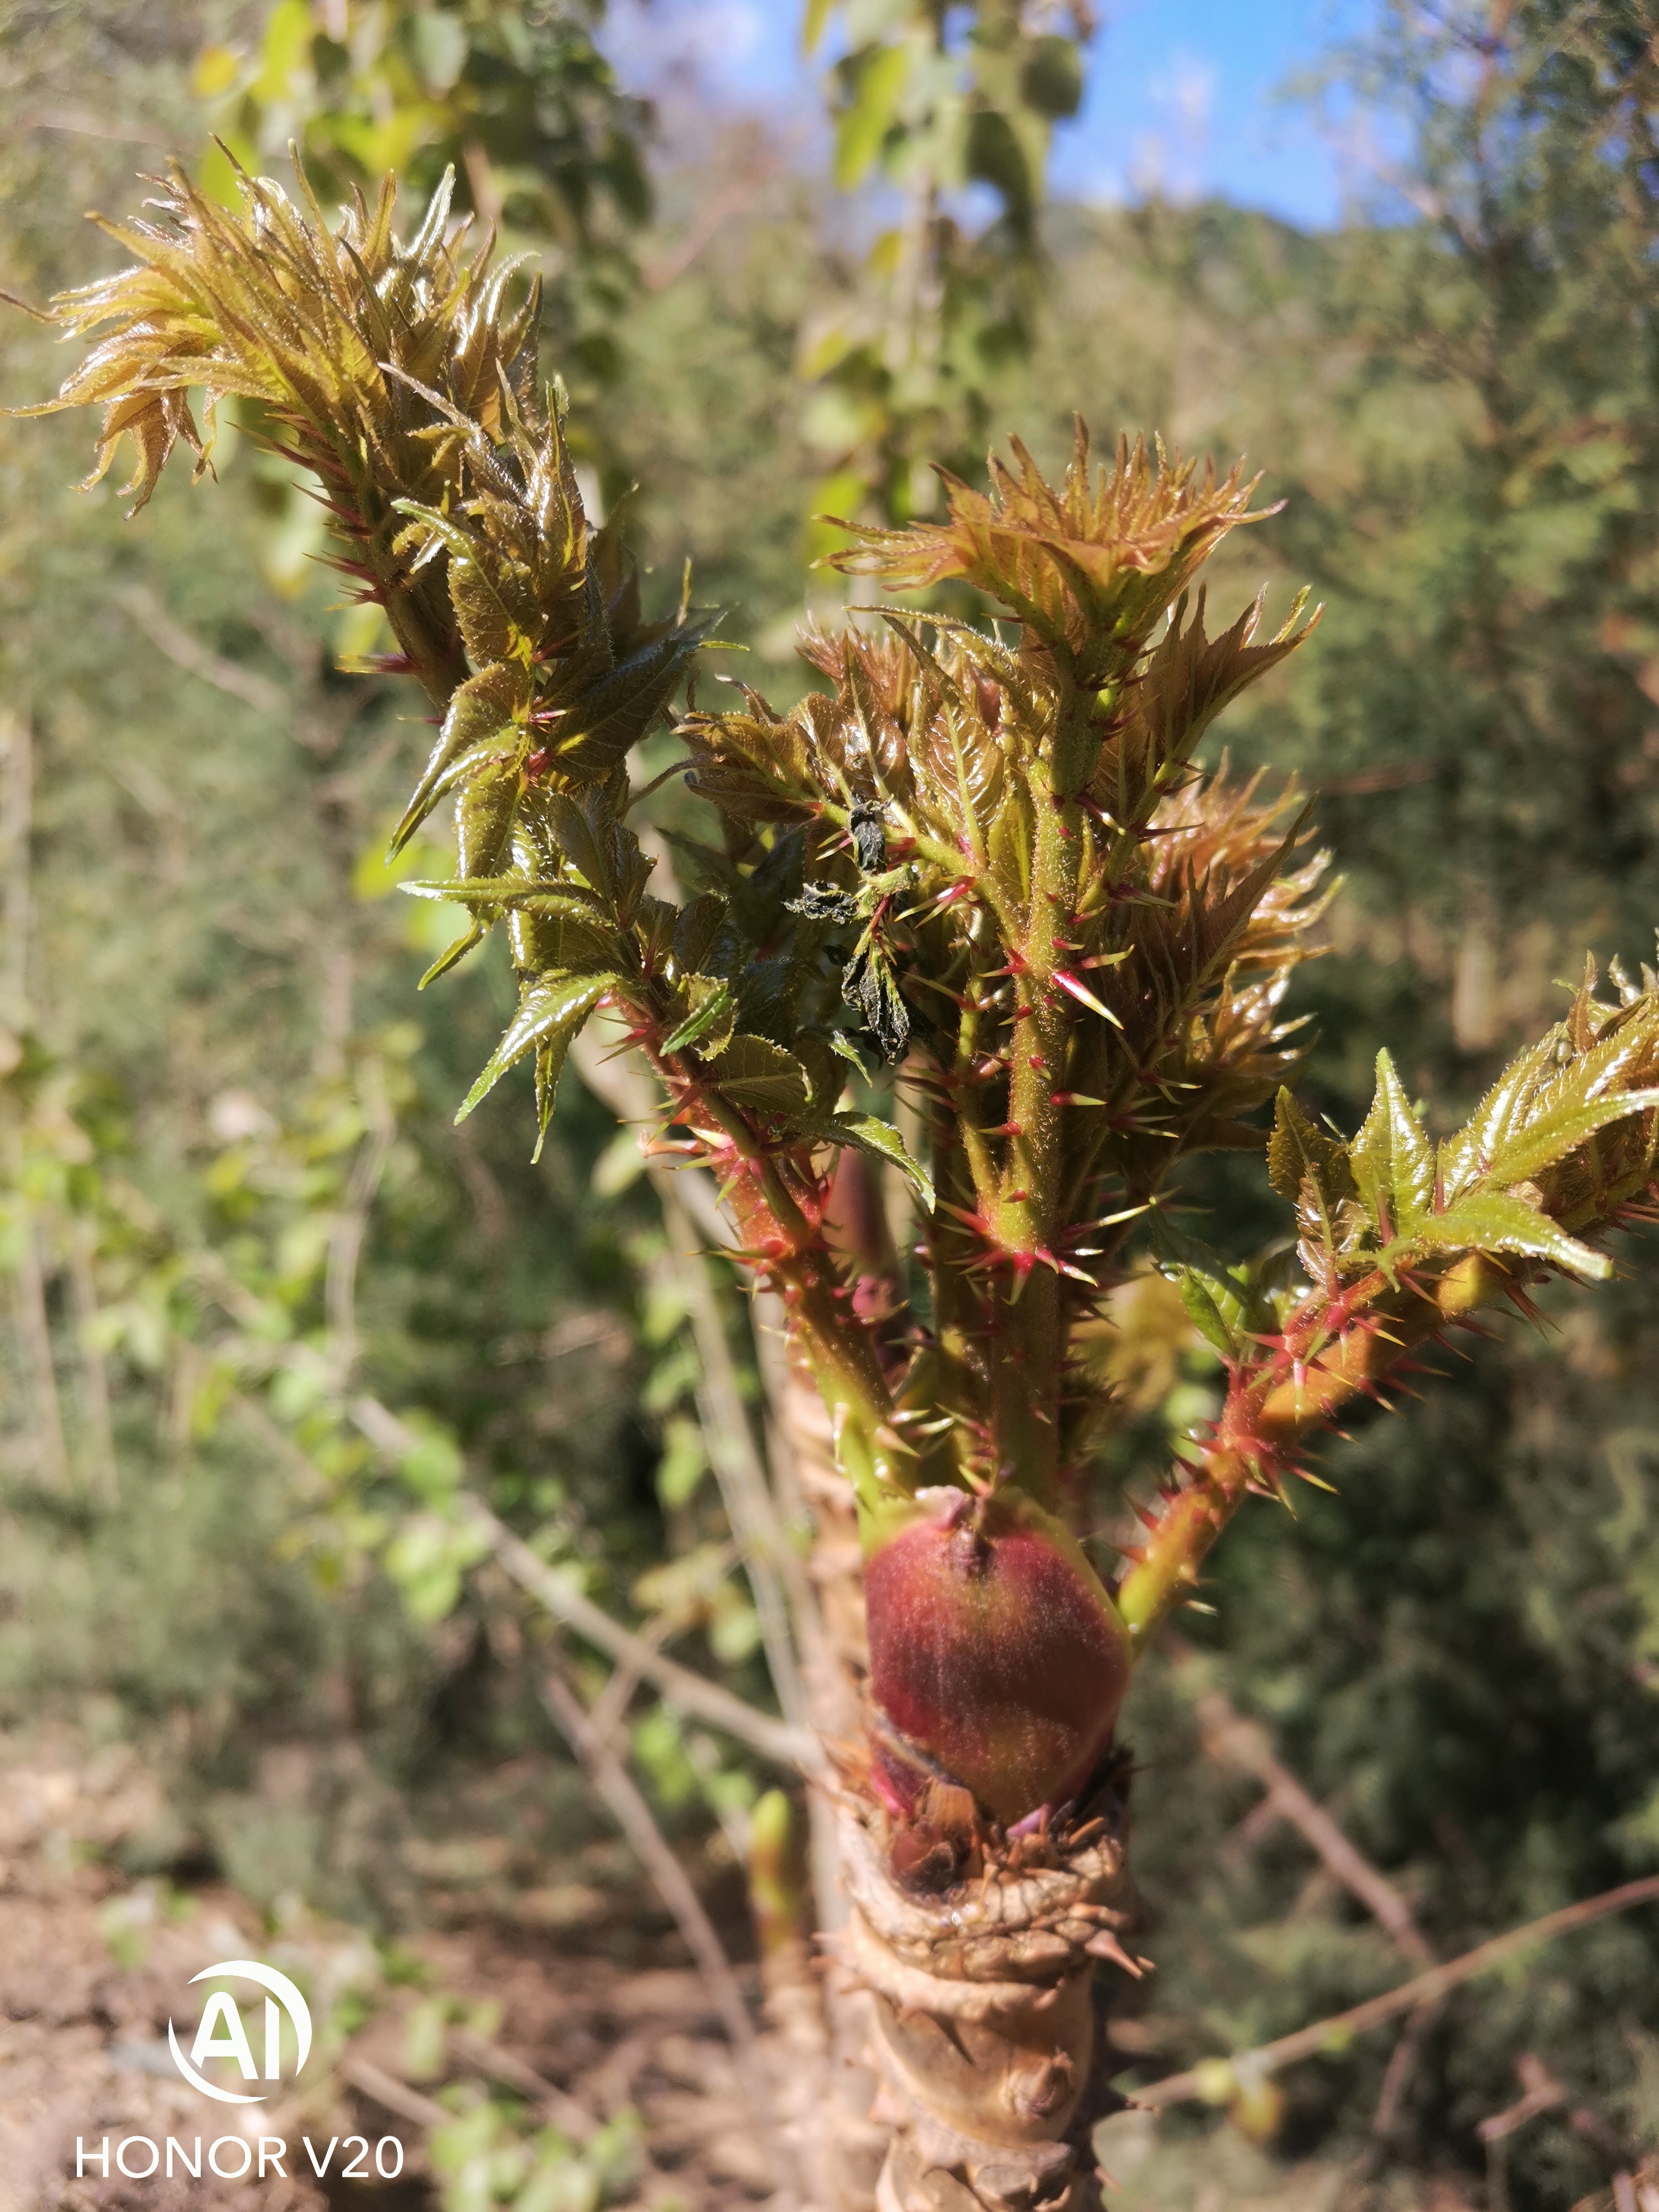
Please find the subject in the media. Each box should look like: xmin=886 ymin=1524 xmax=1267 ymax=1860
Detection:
xmin=1478 ymin=1035 xmax=1558 ymax=1142
xmin=544 ymin=790 xmax=612 ymax=898
xmin=553 ymin=624 xmax=713 ymax=782
xmin=671 ymin=893 xmax=726 ymax=978
xmin=830 ymin=1111 xmax=934 ymax=1213
xmin=451 ymin=551 xmax=541 ymax=666
xmin=661 ymin=975 xmax=735 ymax=1057
xmin=457 ymin=972 xmax=614 ymax=1125
xmin=1396 ymin=1189 xmax=1610 ymax=1281
xmin=1489 ymin=1086 xmax=1659 ymax=1188
xmin=1178 ymin=1269 xmax=1238 ymax=1359
xmin=1353 ymin=1048 xmax=1435 ymax=1233
xmin=531 ymin=1026 xmax=578 ymax=1164
xmin=457 ymin=763 xmax=520 ymax=881
xmin=712 ymin=1035 xmax=810 ymax=1115
xmin=418 ymin=916 xmax=487 ymax=989
xmin=389 ymin=496 xmax=473 ymax=565
xmin=399 ymin=875 xmax=602 ymax=921
xmin=506 ymin=905 xmax=621 ymax=977
xmin=1148 ymin=1209 xmax=1233 ymax=1282
xmin=1267 ymin=1087 xmax=1356 ymax=1233
xmin=392 ymin=663 xmax=528 ymax=854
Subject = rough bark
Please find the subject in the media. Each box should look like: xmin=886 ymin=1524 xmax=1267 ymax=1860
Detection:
xmin=775 ymin=1361 xmax=892 ymax=2209
xmin=836 ymin=1765 xmax=1136 ymax=2211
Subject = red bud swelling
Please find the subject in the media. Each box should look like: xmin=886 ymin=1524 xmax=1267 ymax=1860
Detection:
xmin=864 ymin=1487 xmax=1134 ymax=1829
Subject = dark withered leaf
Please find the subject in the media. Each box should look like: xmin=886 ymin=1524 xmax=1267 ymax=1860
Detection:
xmin=849 ymin=804 xmax=887 ymax=873
xmin=844 ymin=941 xmax=910 ymax=1063
xmin=789 ymin=881 xmax=859 ymax=925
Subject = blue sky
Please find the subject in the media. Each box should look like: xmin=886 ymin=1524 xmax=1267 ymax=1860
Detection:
xmin=603 ymin=2 xmax=1381 ymax=232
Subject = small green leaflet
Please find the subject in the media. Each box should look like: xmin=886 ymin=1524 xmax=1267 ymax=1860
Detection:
xmin=399 ymin=877 xmax=603 ymax=919
xmin=392 ymin=498 xmax=541 ymax=666
xmin=712 ymin=1034 xmax=810 ymax=1114
xmin=830 ymin=1111 xmax=935 ymax=1213
xmin=660 ymin=976 xmax=735 ymax=1057
xmin=554 ymin=624 xmax=716 ymax=783
xmin=1484 ymin=1086 xmax=1659 ymax=1190
xmin=1178 ymin=1269 xmax=1239 ymax=1360
xmin=672 ymin=893 xmax=725 ymax=977
xmin=457 ymin=972 xmax=615 ymax=1126
xmin=450 ymin=550 xmax=541 ymax=667
xmin=457 ymin=764 xmax=520 ymax=881
xmin=419 ymin=917 xmax=487 ymax=989
xmin=1267 ymin=1086 xmax=1355 ymax=1247
xmin=1386 ymin=1189 xmax=1611 ymax=1282
xmin=391 ymin=662 xmax=528 ymax=855
xmin=1352 ymin=1048 xmax=1435 ymax=1233
xmin=1448 ymin=1034 xmax=1555 ymax=1192
xmin=532 ymin=1027 xmax=576 ymax=1165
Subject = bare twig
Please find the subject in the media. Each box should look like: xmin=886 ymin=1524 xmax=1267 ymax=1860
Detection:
xmin=1 ymin=713 xmax=31 ymax=1025
xmin=206 ymin=1351 xmax=817 ymax=1769
xmin=18 ymin=106 xmax=171 ymax=146
xmin=325 ymin=1053 xmax=395 ymax=1387
xmin=659 ymin=1179 xmax=815 ymax=1734
xmin=584 ymin=1604 xmax=677 ymax=1750
xmin=1134 ymin=1874 xmax=1659 ymax=2109
xmin=471 ymin=1489 xmax=821 ymax=1776
xmin=1478 ymin=2052 xmax=1567 ymax=2142
xmin=114 ymin=583 xmax=289 ymax=720
xmin=448 ymin=2026 xmax=597 ymax=2143
xmin=338 ymin=2051 xmax=449 ymax=2132
xmin=570 ymin=1025 xmax=846 ymax=1931
xmin=1317 ymin=760 xmax=1441 ymax=798
xmin=1175 ymin=1653 xmax=1436 ymax=1966
xmin=641 ymin=149 xmax=787 ymax=293
xmin=1370 ymin=1994 xmax=1442 ymax=2143
xmin=460 ymin=139 xmax=503 ymax=232
xmin=568 ymin=1022 xmax=730 ymax=1249
xmin=537 ymin=1660 xmax=787 ymax=2195
xmin=66 ymin=1235 xmax=118 ymax=1503
xmin=344 ymin=1393 xmax=819 ymax=1772
xmin=571 ymin=1024 xmax=822 ymax=1726
xmin=225 ymin=1386 xmax=330 ymax=1500
xmin=14 ymin=1225 xmax=68 ymax=1491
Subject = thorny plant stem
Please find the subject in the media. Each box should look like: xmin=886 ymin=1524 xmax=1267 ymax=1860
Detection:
xmin=993 ymin=762 xmax=1085 ymax=1507
xmin=1119 ymin=1249 xmax=1510 ymax=1640
xmin=633 ymin=1032 xmax=896 ymax=1507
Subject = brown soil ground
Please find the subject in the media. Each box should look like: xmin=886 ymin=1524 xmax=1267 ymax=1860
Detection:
xmin=0 ymin=1731 xmax=773 ymax=2211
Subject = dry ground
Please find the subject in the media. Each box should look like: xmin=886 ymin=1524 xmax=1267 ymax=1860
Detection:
xmin=0 ymin=1730 xmax=775 ymax=2211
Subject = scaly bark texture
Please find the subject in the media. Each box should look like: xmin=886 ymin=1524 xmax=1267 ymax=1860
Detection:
xmin=837 ymin=1766 xmax=1137 ymax=2210
xmin=22 ymin=161 xmax=1659 ymax=2205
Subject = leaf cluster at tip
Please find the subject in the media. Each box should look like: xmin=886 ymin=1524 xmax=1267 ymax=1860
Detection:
xmin=1271 ymin=956 xmax=1659 ymax=1288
